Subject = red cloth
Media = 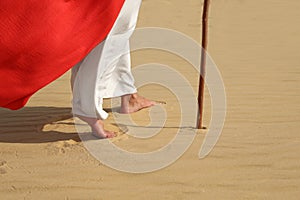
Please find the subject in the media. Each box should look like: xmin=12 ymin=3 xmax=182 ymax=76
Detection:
xmin=0 ymin=0 xmax=125 ymax=109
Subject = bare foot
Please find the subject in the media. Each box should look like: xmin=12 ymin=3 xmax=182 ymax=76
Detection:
xmin=120 ymin=93 xmax=157 ymax=114
xmin=76 ymin=115 xmax=116 ymax=139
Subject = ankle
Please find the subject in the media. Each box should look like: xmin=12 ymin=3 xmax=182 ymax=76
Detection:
xmin=131 ymin=93 xmax=138 ymax=99
xmin=76 ymin=114 xmax=99 ymax=126
xmin=121 ymin=93 xmax=135 ymax=108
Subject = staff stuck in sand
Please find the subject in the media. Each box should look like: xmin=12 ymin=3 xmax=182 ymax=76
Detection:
xmin=197 ymin=0 xmax=211 ymax=129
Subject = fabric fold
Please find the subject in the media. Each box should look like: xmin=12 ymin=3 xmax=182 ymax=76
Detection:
xmin=0 ymin=0 xmax=125 ymax=109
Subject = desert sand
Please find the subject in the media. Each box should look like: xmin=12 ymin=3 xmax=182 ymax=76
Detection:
xmin=1 ymin=0 xmax=300 ymax=199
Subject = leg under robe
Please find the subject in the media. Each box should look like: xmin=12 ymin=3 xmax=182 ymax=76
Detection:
xmin=71 ymin=0 xmax=142 ymax=119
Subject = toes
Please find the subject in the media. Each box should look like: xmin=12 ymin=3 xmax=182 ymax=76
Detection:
xmin=91 ymin=129 xmax=116 ymax=139
xmin=146 ymin=100 xmax=157 ymax=107
xmin=105 ymin=132 xmax=116 ymax=138
xmin=151 ymin=101 xmax=158 ymax=106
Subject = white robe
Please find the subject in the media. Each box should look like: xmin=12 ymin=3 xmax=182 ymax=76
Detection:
xmin=71 ymin=0 xmax=142 ymax=119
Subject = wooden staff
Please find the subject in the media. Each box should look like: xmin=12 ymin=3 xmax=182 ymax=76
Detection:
xmin=197 ymin=0 xmax=211 ymax=129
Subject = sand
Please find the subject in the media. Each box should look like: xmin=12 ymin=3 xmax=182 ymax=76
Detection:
xmin=1 ymin=0 xmax=300 ymax=199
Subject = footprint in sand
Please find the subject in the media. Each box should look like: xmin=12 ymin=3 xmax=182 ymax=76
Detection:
xmin=56 ymin=139 xmax=79 ymax=153
xmin=46 ymin=139 xmax=79 ymax=154
xmin=0 ymin=160 xmax=8 ymax=174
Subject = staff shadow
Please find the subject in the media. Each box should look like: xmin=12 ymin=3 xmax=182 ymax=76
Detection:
xmin=0 ymin=106 xmax=81 ymax=143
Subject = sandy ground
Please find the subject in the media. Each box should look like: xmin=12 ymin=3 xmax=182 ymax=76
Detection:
xmin=1 ymin=0 xmax=300 ymax=199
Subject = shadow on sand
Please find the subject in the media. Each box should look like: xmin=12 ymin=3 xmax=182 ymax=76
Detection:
xmin=0 ymin=106 xmax=81 ymax=143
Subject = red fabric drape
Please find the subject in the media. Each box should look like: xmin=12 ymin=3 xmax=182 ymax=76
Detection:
xmin=0 ymin=0 xmax=125 ymax=109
